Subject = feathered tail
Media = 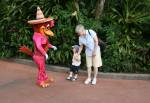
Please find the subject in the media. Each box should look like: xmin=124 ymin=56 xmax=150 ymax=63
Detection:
xmin=19 ymin=46 xmax=33 ymax=56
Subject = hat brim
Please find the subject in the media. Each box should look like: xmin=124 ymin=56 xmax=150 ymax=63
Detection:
xmin=28 ymin=17 xmax=53 ymax=25
xmin=72 ymin=45 xmax=79 ymax=48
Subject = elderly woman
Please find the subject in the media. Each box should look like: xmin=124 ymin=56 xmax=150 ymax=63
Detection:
xmin=75 ymin=24 xmax=102 ymax=85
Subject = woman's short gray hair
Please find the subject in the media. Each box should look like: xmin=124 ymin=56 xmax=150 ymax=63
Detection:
xmin=75 ymin=24 xmax=85 ymax=33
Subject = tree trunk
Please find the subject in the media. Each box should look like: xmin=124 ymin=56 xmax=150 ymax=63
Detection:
xmin=73 ymin=0 xmax=79 ymax=12
xmin=72 ymin=0 xmax=79 ymax=22
xmin=95 ymin=0 xmax=105 ymax=19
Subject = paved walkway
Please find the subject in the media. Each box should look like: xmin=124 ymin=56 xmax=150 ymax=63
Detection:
xmin=0 ymin=60 xmax=150 ymax=103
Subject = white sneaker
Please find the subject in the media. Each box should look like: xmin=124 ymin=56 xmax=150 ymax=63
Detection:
xmin=91 ymin=78 xmax=97 ymax=85
xmin=84 ymin=78 xmax=91 ymax=84
xmin=66 ymin=76 xmax=72 ymax=80
xmin=71 ymin=77 xmax=77 ymax=81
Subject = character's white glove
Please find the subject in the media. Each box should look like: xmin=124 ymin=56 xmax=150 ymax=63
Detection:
xmin=52 ymin=46 xmax=57 ymax=51
xmin=45 ymin=53 xmax=48 ymax=60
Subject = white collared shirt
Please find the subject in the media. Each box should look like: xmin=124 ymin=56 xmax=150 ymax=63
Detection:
xmin=79 ymin=29 xmax=96 ymax=56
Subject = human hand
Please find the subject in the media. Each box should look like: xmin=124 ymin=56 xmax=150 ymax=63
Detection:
xmin=74 ymin=53 xmax=80 ymax=61
xmin=74 ymin=53 xmax=78 ymax=57
xmin=92 ymin=51 xmax=96 ymax=57
xmin=77 ymin=52 xmax=80 ymax=56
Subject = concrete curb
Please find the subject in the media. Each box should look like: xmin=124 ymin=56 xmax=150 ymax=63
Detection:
xmin=1 ymin=58 xmax=150 ymax=80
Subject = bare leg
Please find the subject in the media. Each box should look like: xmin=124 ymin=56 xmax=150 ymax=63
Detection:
xmin=93 ymin=67 xmax=98 ymax=78
xmin=69 ymin=72 xmax=73 ymax=77
xmin=92 ymin=67 xmax=98 ymax=85
xmin=84 ymin=67 xmax=92 ymax=84
xmin=74 ymin=74 xmax=78 ymax=79
xmin=67 ymin=72 xmax=73 ymax=80
xmin=87 ymin=67 xmax=92 ymax=79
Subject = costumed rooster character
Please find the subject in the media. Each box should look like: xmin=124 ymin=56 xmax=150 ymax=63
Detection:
xmin=19 ymin=7 xmax=57 ymax=88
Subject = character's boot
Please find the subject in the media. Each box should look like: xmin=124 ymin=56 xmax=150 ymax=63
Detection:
xmin=37 ymin=81 xmax=49 ymax=88
xmin=43 ymin=77 xmax=54 ymax=87
xmin=45 ymin=77 xmax=54 ymax=84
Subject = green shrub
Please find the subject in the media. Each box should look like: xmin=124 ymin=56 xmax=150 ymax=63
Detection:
xmin=0 ymin=0 xmax=149 ymax=73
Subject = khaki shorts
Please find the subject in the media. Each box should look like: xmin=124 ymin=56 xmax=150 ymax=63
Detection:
xmin=86 ymin=46 xmax=102 ymax=68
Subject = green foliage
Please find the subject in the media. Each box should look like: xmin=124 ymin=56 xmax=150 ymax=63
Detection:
xmin=0 ymin=0 xmax=149 ymax=73
xmin=102 ymin=0 xmax=150 ymax=73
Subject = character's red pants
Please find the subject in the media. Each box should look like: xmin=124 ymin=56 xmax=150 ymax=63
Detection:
xmin=33 ymin=55 xmax=48 ymax=85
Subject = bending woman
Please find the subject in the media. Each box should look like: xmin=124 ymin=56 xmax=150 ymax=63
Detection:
xmin=75 ymin=24 xmax=102 ymax=85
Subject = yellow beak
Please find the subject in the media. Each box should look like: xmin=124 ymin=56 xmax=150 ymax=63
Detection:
xmin=40 ymin=25 xmax=54 ymax=37
xmin=44 ymin=28 xmax=54 ymax=36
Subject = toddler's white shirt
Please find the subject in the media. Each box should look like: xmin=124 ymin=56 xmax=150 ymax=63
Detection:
xmin=72 ymin=54 xmax=81 ymax=66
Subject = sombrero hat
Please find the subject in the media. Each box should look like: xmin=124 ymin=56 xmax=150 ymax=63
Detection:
xmin=28 ymin=6 xmax=53 ymax=25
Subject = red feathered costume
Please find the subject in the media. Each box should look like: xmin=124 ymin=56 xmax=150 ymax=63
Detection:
xmin=20 ymin=7 xmax=57 ymax=88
